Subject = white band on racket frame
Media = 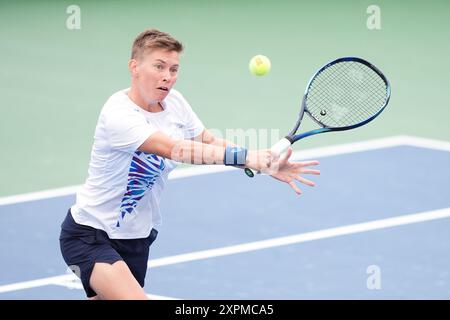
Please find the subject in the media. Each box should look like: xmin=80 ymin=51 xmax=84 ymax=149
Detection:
xmin=270 ymin=138 xmax=291 ymax=156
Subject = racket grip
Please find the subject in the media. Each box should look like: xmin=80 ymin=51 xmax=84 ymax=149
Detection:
xmin=244 ymin=138 xmax=291 ymax=178
xmin=271 ymin=138 xmax=291 ymax=156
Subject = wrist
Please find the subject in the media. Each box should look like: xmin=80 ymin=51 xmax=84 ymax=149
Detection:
xmin=224 ymin=146 xmax=248 ymax=166
xmin=244 ymin=150 xmax=259 ymax=170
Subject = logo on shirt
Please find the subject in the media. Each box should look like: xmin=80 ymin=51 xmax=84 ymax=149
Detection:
xmin=116 ymin=152 xmax=165 ymax=227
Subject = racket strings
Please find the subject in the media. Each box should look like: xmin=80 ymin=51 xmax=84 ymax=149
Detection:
xmin=309 ymin=63 xmax=386 ymax=125
xmin=310 ymin=64 xmax=386 ymax=126
xmin=306 ymin=61 xmax=388 ymax=128
xmin=309 ymin=64 xmax=386 ymax=127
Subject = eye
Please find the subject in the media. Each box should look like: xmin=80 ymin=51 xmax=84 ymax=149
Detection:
xmin=154 ymin=64 xmax=163 ymax=70
xmin=170 ymin=67 xmax=179 ymax=74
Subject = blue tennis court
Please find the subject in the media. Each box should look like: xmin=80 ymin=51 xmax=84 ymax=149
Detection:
xmin=1 ymin=136 xmax=449 ymax=299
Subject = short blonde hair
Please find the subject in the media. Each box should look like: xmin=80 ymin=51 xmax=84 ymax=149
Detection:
xmin=131 ymin=29 xmax=183 ymax=60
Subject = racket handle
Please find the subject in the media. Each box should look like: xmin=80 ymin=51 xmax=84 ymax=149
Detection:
xmin=244 ymin=138 xmax=292 ymax=178
xmin=271 ymin=138 xmax=291 ymax=156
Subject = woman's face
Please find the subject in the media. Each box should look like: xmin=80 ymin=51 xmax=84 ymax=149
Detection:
xmin=131 ymin=49 xmax=180 ymax=105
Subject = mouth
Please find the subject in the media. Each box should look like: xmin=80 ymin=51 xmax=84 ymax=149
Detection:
xmin=157 ymin=86 xmax=169 ymax=92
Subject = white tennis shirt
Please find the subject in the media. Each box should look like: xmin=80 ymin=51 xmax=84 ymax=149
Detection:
xmin=71 ymin=88 xmax=204 ymax=239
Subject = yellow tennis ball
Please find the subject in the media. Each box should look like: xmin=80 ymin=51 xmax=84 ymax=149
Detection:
xmin=249 ymin=55 xmax=271 ymax=76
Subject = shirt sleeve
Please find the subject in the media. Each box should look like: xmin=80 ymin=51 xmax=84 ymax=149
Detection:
xmin=177 ymin=93 xmax=205 ymax=139
xmin=105 ymin=107 xmax=157 ymax=153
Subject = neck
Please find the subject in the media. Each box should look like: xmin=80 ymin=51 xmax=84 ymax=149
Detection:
xmin=128 ymin=86 xmax=163 ymax=113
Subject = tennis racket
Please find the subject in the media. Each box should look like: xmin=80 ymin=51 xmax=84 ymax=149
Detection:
xmin=245 ymin=56 xmax=391 ymax=177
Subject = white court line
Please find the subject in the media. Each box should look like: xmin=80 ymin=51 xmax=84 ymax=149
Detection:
xmin=0 ymin=274 xmax=73 ymax=294
xmin=400 ymin=135 xmax=450 ymax=152
xmin=51 ymin=278 xmax=178 ymax=299
xmin=148 ymin=207 xmax=450 ymax=268
xmin=1 ymin=135 xmax=449 ymax=206
xmin=0 ymin=185 xmax=81 ymax=207
xmin=52 ymin=278 xmax=179 ymax=300
xmin=0 ymin=274 xmax=177 ymax=299
xmin=1 ymin=207 xmax=449 ymax=295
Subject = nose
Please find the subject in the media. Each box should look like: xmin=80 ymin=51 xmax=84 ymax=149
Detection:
xmin=162 ymin=69 xmax=171 ymax=83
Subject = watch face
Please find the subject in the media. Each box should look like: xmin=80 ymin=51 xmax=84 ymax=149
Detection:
xmin=245 ymin=168 xmax=254 ymax=177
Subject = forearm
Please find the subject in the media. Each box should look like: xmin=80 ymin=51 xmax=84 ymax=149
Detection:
xmin=174 ymin=140 xmax=265 ymax=171
xmin=197 ymin=129 xmax=237 ymax=148
xmin=171 ymin=139 xmax=226 ymax=165
xmin=139 ymin=131 xmax=267 ymax=170
xmin=199 ymin=132 xmax=265 ymax=170
xmin=139 ymin=131 xmax=225 ymax=165
xmin=207 ymin=136 xmax=237 ymax=148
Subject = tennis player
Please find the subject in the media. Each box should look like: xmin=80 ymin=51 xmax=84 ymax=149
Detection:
xmin=59 ymin=29 xmax=320 ymax=300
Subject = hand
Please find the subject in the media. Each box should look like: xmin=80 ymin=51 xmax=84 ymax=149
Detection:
xmin=269 ymin=148 xmax=320 ymax=195
xmin=245 ymin=149 xmax=277 ymax=172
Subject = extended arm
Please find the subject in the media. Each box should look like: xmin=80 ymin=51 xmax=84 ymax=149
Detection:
xmin=138 ymin=131 xmax=272 ymax=171
xmin=194 ymin=129 xmax=321 ymax=195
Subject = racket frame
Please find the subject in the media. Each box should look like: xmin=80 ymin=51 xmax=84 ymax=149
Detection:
xmin=245 ymin=57 xmax=391 ymax=177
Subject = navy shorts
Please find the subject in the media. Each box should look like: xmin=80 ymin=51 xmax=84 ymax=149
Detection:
xmin=59 ymin=209 xmax=158 ymax=298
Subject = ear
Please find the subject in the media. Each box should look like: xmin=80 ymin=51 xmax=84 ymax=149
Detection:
xmin=128 ymin=59 xmax=138 ymax=77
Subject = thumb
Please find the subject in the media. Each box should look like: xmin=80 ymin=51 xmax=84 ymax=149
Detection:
xmin=280 ymin=147 xmax=293 ymax=163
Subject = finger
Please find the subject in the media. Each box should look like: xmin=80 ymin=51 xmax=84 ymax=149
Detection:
xmin=285 ymin=165 xmax=319 ymax=175
xmin=299 ymin=160 xmax=320 ymax=167
xmin=271 ymin=149 xmax=281 ymax=162
xmin=294 ymin=175 xmax=316 ymax=187
xmin=284 ymin=162 xmax=303 ymax=170
xmin=300 ymin=169 xmax=321 ymax=175
xmin=288 ymin=181 xmax=302 ymax=195
xmin=280 ymin=147 xmax=292 ymax=163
